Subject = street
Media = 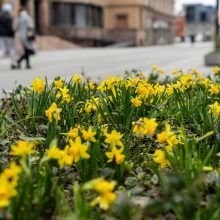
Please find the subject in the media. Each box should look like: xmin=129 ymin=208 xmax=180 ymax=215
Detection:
xmin=0 ymin=42 xmax=214 ymax=92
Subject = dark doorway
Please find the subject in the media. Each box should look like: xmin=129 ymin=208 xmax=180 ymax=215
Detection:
xmin=34 ymin=0 xmax=41 ymax=34
xmin=20 ymin=0 xmax=27 ymax=6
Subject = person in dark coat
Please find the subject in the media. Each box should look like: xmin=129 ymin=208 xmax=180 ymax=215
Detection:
xmin=0 ymin=3 xmax=17 ymax=69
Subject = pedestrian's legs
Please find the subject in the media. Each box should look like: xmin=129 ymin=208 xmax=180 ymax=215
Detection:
xmin=0 ymin=37 xmax=6 ymax=59
xmin=17 ymin=52 xmax=25 ymax=67
xmin=17 ymin=47 xmax=31 ymax=69
xmin=4 ymin=37 xmax=17 ymax=67
xmin=25 ymin=49 xmax=31 ymax=68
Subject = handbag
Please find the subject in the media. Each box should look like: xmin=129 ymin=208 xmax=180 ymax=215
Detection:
xmin=27 ymin=27 xmax=36 ymax=41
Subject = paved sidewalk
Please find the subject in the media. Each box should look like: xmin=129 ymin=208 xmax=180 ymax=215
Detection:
xmin=0 ymin=42 xmax=214 ymax=92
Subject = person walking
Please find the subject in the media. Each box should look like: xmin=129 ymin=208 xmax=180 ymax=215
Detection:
xmin=14 ymin=8 xmax=36 ymax=69
xmin=190 ymin=34 xmax=195 ymax=47
xmin=0 ymin=3 xmax=17 ymax=69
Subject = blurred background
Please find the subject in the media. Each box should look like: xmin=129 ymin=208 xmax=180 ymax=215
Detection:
xmin=0 ymin=0 xmax=216 ymax=49
xmin=0 ymin=0 xmax=218 ymax=92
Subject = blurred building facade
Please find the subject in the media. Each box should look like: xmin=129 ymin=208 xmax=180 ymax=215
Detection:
xmin=175 ymin=12 xmax=185 ymax=42
xmin=1 ymin=0 xmax=175 ymax=46
xmin=104 ymin=0 xmax=175 ymax=46
xmin=185 ymin=4 xmax=214 ymax=41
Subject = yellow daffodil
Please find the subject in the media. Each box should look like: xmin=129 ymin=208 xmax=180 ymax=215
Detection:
xmin=58 ymin=86 xmax=72 ymax=103
xmin=3 ymin=162 xmax=21 ymax=187
xmin=97 ymin=81 xmax=107 ymax=92
xmin=202 ymin=166 xmax=214 ymax=172
xmin=124 ymin=79 xmax=132 ymax=89
xmin=84 ymin=177 xmax=117 ymax=210
xmin=166 ymin=85 xmax=174 ymax=96
xmin=136 ymin=84 xmax=149 ymax=97
xmin=46 ymin=145 xmax=62 ymax=160
xmin=157 ymin=123 xmax=179 ymax=149
xmin=45 ymin=103 xmax=62 ymax=123
xmin=46 ymin=145 xmax=73 ymax=168
xmin=72 ymin=74 xmax=82 ymax=84
xmin=153 ymin=84 xmax=165 ymax=96
xmin=11 ymin=140 xmax=35 ymax=157
xmin=152 ymin=65 xmax=158 ymax=72
xmin=66 ymin=127 xmax=79 ymax=141
xmin=132 ymin=120 xmax=146 ymax=137
xmin=82 ymin=126 xmax=97 ymax=142
xmin=54 ymin=79 xmax=63 ymax=89
xmin=59 ymin=86 xmax=69 ymax=95
xmin=192 ymin=69 xmax=199 ymax=76
xmin=57 ymin=146 xmax=74 ymax=168
xmin=180 ymin=74 xmax=193 ymax=89
xmin=101 ymin=125 xmax=109 ymax=135
xmin=172 ymin=68 xmax=181 ymax=75
xmin=0 ymin=177 xmax=18 ymax=207
xmin=0 ymin=163 xmax=21 ymax=208
xmin=158 ymin=69 xmax=165 ymax=75
xmin=90 ymin=190 xmax=117 ymax=210
xmin=200 ymin=78 xmax=212 ymax=87
xmin=86 ymin=81 xmax=95 ymax=90
xmin=131 ymin=77 xmax=140 ymax=86
xmin=172 ymin=81 xmax=184 ymax=91
xmin=196 ymin=74 xmax=203 ymax=81
xmin=131 ymin=96 xmax=142 ymax=107
xmin=0 ymin=185 xmax=11 ymax=208
xmin=104 ymin=130 xmax=124 ymax=147
xmin=208 ymin=84 xmax=220 ymax=95
xmin=104 ymin=76 xmax=121 ymax=90
xmin=132 ymin=117 xmax=158 ymax=137
xmin=212 ymin=66 xmax=219 ymax=75
xmin=68 ymin=137 xmax=90 ymax=162
xmin=32 ymin=77 xmax=45 ymax=94
xmin=105 ymin=146 xmax=125 ymax=164
xmin=209 ymin=101 xmax=220 ymax=119
xmin=157 ymin=123 xmax=172 ymax=144
xmin=153 ymin=149 xmax=170 ymax=168
xmin=144 ymin=118 xmax=158 ymax=135
xmin=84 ymin=99 xmax=99 ymax=113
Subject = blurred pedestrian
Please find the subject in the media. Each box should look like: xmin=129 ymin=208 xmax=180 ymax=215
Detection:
xmin=190 ymin=34 xmax=195 ymax=46
xmin=14 ymin=7 xmax=36 ymax=69
xmin=0 ymin=3 xmax=17 ymax=69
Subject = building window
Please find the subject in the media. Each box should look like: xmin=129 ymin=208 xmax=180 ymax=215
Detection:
xmin=200 ymin=12 xmax=207 ymax=23
xmin=52 ymin=2 xmax=103 ymax=28
xmin=186 ymin=6 xmax=195 ymax=23
xmin=52 ymin=2 xmax=72 ymax=26
xmin=75 ymin=5 xmax=87 ymax=27
xmin=91 ymin=6 xmax=103 ymax=27
xmin=115 ymin=14 xmax=128 ymax=29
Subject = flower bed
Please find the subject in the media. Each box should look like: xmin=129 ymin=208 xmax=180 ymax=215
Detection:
xmin=1 ymin=67 xmax=220 ymax=219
